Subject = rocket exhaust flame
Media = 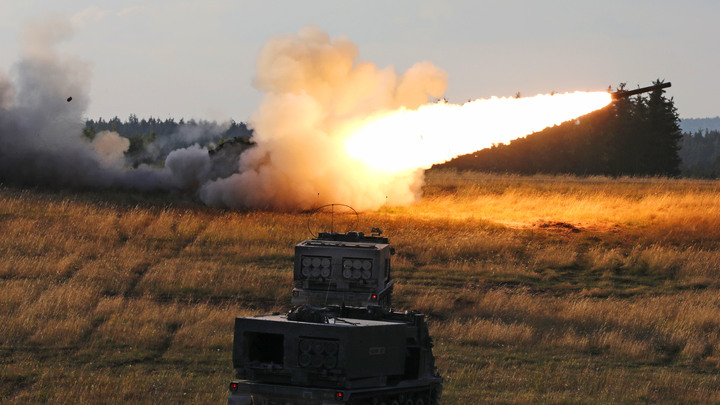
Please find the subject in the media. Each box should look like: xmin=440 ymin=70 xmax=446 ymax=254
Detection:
xmin=198 ymin=27 xmax=616 ymax=211
xmin=343 ymin=92 xmax=612 ymax=172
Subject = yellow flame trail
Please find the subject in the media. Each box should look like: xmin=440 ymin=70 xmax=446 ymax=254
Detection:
xmin=344 ymin=91 xmax=612 ymax=172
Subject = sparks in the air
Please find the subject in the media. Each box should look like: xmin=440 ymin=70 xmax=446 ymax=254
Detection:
xmin=344 ymin=91 xmax=613 ymax=172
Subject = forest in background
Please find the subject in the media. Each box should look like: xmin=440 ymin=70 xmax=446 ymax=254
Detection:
xmin=83 ymin=115 xmax=252 ymax=167
xmin=680 ymin=117 xmax=720 ymax=133
xmin=680 ymin=130 xmax=720 ymax=177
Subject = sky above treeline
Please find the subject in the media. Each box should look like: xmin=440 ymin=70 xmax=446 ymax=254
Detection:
xmin=1 ymin=0 xmax=718 ymax=121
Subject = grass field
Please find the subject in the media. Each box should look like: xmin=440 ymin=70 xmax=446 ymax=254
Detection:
xmin=2 ymin=170 xmax=720 ymax=403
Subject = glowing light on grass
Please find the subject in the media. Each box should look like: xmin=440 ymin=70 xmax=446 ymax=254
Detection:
xmin=345 ymin=91 xmax=612 ymax=172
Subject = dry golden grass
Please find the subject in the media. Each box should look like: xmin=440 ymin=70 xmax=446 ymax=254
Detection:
xmin=135 ymin=258 xmax=291 ymax=301
xmin=1 ymin=170 xmax=720 ymax=403
xmin=418 ymin=170 xmax=720 ymax=241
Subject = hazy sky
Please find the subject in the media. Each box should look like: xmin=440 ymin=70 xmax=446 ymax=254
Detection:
xmin=1 ymin=0 xmax=718 ymax=120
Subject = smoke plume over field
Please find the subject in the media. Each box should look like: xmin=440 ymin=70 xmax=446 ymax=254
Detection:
xmin=0 ymin=18 xmax=611 ymax=211
xmin=198 ymin=26 xmax=449 ymax=210
xmin=0 ymin=15 xmax=211 ymax=192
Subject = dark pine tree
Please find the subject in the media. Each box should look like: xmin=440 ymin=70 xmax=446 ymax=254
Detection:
xmin=644 ymin=79 xmax=682 ymax=176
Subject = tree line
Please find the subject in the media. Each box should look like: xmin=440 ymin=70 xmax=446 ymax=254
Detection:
xmin=437 ymin=80 xmax=684 ymax=177
xmin=680 ymin=130 xmax=720 ymax=177
xmin=83 ymin=115 xmax=252 ymax=164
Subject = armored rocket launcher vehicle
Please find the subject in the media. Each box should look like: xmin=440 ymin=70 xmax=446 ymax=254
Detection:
xmin=228 ymin=206 xmax=442 ymax=405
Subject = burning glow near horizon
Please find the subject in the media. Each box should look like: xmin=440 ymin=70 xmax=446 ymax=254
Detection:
xmin=344 ymin=91 xmax=613 ymax=172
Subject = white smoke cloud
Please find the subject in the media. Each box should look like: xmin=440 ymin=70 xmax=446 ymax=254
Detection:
xmin=71 ymin=6 xmax=112 ymax=28
xmin=0 ymin=14 xmax=110 ymax=188
xmin=0 ymin=15 xmax=195 ymax=192
xmin=0 ymin=74 xmax=14 ymax=110
xmin=142 ymin=120 xmax=231 ymax=162
xmin=0 ymin=17 xmax=474 ymax=210
xmin=91 ymin=130 xmax=129 ymax=168
xmin=199 ymin=26 xmax=448 ymax=210
xmin=164 ymin=144 xmax=212 ymax=190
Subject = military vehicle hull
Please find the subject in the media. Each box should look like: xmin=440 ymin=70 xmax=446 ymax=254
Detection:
xmin=229 ymin=307 xmax=442 ymax=405
xmin=228 ymin=231 xmax=442 ymax=404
